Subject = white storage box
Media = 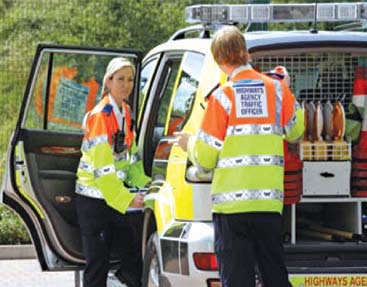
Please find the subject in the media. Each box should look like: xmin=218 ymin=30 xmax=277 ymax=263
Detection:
xmin=303 ymin=161 xmax=351 ymax=197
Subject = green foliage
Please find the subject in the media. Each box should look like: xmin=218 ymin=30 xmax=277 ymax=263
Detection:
xmin=0 ymin=205 xmax=31 ymax=245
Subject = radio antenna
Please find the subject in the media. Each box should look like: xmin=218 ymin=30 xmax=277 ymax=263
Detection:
xmin=310 ymin=1 xmax=319 ymax=34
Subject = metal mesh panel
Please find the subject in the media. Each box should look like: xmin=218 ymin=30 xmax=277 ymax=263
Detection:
xmin=252 ymin=52 xmax=360 ymax=107
xmin=252 ymin=51 xmax=367 ymax=162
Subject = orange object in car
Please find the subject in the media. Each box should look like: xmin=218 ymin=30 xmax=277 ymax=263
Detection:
xmin=332 ymin=101 xmax=345 ymax=140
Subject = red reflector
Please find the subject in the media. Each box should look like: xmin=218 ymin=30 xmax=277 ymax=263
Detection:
xmin=193 ymin=252 xmax=218 ymax=271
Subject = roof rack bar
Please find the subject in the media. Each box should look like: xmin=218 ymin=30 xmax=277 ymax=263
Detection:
xmin=169 ymin=24 xmax=214 ymax=41
xmin=185 ymin=3 xmax=367 ymax=24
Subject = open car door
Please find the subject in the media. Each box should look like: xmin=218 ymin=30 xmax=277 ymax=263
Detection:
xmin=1 ymin=44 xmax=142 ymax=270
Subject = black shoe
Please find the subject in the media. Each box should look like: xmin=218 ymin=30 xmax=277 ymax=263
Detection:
xmin=115 ymin=269 xmax=141 ymax=287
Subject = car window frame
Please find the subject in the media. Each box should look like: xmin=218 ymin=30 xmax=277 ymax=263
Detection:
xmin=140 ymin=51 xmax=184 ymax=175
xmin=137 ymin=55 xmax=160 ymax=135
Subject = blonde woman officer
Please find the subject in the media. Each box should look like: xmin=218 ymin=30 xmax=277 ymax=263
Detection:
xmin=75 ymin=57 xmax=150 ymax=287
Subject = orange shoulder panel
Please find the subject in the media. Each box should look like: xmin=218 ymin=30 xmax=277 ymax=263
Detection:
xmin=200 ymin=91 xmax=229 ymax=141
xmin=84 ymin=97 xmax=119 ymax=146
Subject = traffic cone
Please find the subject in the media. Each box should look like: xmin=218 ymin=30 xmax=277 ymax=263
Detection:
xmin=353 ymin=70 xmax=367 ymax=157
xmin=284 ymin=141 xmax=303 ymax=204
xmin=352 ymin=66 xmax=367 ymax=115
xmin=352 ymin=67 xmax=367 ymax=197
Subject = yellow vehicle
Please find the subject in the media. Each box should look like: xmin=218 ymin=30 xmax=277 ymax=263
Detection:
xmin=2 ymin=2 xmax=367 ymax=287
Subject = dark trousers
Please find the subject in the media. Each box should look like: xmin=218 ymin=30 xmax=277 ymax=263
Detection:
xmin=213 ymin=212 xmax=289 ymax=287
xmin=76 ymin=194 xmax=143 ymax=287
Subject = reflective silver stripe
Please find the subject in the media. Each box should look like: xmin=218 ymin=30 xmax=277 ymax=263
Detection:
xmin=78 ymin=160 xmax=93 ymax=173
xmin=75 ymin=183 xmax=104 ymax=199
xmin=217 ymin=155 xmax=283 ymax=168
xmin=79 ymin=160 xmax=126 ymax=180
xmin=114 ymin=151 xmax=140 ymax=163
xmin=81 ymin=135 xmax=108 ymax=152
xmin=212 ymin=189 xmax=283 ymax=204
xmin=116 ymin=170 xmax=127 ymax=180
xmin=197 ymin=129 xmax=223 ymax=150
xmin=94 ymin=164 xmax=115 ymax=178
xmin=114 ymin=151 xmax=129 ymax=161
xmin=213 ymin=88 xmax=231 ymax=115
xmin=284 ymin=102 xmax=300 ymax=135
xmin=227 ymin=124 xmax=282 ymax=136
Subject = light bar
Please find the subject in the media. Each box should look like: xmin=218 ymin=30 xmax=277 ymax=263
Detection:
xmin=317 ymin=4 xmax=335 ymax=21
xmin=185 ymin=3 xmax=367 ymax=24
xmin=252 ymin=5 xmax=270 ymax=22
xmin=338 ymin=3 xmax=357 ymax=20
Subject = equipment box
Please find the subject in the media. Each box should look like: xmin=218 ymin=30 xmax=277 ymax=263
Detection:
xmin=303 ymin=161 xmax=351 ymax=197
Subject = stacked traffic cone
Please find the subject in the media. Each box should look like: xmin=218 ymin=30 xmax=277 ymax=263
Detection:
xmin=352 ymin=66 xmax=367 ymax=114
xmin=284 ymin=142 xmax=303 ymax=205
xmin=352 ymin=66 xmax=367 ymax=197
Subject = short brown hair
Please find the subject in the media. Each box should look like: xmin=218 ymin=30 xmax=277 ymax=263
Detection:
xmin=211 ymin=26 xmax=248 ymax=66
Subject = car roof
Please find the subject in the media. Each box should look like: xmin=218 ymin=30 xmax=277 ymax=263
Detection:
xmin=144 ymin=37 xmax=212 ymax=60
xmin=245 ymin=30 xmax=367 ymax=50
xmin=144 ymin=28 xmax=367 ymax=61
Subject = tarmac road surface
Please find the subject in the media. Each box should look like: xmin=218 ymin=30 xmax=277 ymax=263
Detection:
xmin=0 ymin=259 xmax=126 ymax=287
xmin=0 ymin=259 xmax=75 ymax=287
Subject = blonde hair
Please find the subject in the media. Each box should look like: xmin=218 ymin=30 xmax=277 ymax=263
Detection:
xmin=211 ymin=26 xmax=248 ymax=66
xmin=101 ymin=57 xmax=135 ymax=98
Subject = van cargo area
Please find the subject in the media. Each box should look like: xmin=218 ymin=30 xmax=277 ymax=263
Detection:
xmin=252 ymin=47 xmax=367 ymax=270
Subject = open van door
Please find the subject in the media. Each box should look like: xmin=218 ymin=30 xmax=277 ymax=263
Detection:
xmin=1 ymin=44 xmax=142 ymax=270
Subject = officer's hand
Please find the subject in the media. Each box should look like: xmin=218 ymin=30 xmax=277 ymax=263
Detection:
xmin=129 ymin=193 xmax=144 ymax=208
xmin=173 ymin=131 xmax=192 ymax=152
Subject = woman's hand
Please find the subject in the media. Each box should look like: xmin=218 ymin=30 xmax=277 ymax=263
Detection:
xmin=129 ymin=193 xmax=144 ymax=208
xmin=173 ymin=131 xmax=193 ymax=152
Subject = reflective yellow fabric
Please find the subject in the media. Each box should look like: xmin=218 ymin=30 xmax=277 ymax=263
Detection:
xmin=285 ymin=106 xmax=304 ymax=143
xmin=76 ymin=97 xmax=150 ymax=214
xmin=126 ymin=140 xmax=151 ymax=187
xmin=189 ymin=66 xmax=304 ymax=214
xmin=193 ymin=140 xmax=219 ymax=169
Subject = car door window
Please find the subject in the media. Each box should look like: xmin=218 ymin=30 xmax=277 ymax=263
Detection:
xmin=24 ymin=52 xmax=137 ymax=132
xmin=142 ymin=52 xmax=205 ymax=175
xmin=138 ymin=57 xmax=158 ymax=126
xmin=25 ymin=54 xmax=50 ymax=130
xmin=152 ymin=59 xmax=180 ymax=154
xmin=166 ymin=52 xmax=205 ymax=135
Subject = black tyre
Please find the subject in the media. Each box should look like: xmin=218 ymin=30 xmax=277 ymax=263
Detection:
xmin=142 ymin=232 xmax=161 ymax=287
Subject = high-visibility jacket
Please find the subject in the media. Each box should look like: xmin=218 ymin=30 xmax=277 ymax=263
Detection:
xmin=76 ymin=96 xmax=150 ymax=214
xmin=188 ymin=65 xmax=304 ymax=214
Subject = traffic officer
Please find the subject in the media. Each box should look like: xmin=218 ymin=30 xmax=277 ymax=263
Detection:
xmin=75 ymin=57 xmax=151 ymax=287
xmin=175 ymin=26 xmax=304 ymax=287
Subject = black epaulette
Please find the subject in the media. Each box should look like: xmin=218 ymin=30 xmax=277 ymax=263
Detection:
xmin=265 ymin=71 xmax=285 ymax=81
xmin=102 ymin=104 xmax=113 ymax=116
xmin=205 ymin=83 xmax=220 ymax=100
